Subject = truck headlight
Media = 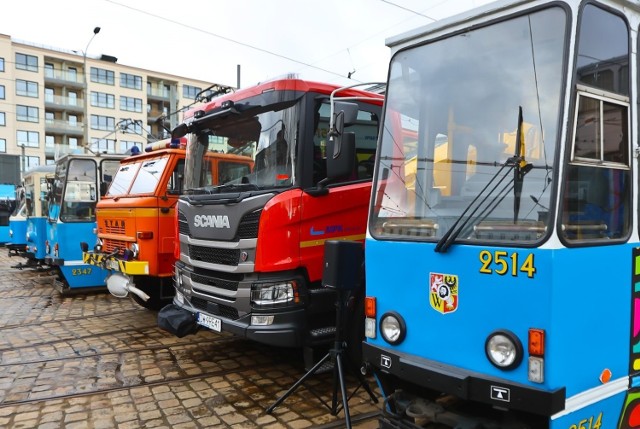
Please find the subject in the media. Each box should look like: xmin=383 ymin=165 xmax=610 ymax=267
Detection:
xmin=251 ymin=281 xmax=297 ymax=306
xmin=485 ymin=330 xmax=523 ymax=370
xmin=129 ymin=243 xmax=139 ymax=258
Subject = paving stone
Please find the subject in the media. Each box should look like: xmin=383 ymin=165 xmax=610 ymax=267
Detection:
xmin=0 ymin=250 xmax=382 ymax=427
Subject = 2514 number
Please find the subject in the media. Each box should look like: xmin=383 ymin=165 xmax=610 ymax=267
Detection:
xmin=479 ymin=250 xmax=536 ymax=278
xmin=568 ymin=413 xmax=602 ymax=429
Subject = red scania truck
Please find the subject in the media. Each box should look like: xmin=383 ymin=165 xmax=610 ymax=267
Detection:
xmin=158 ymin=78 xmax=383 ymax=361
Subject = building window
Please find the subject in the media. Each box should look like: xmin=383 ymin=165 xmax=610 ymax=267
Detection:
xmin=120 ymin=118 xmax=143 ymax=135
xmin=69 ymin=115 xmax=78 ymax=126
xmin=17 ymin=130 xmax=39 ymax=148
xmin=69 ymin=138 xmax=78 ymax=149
xmin=16 ymin=53 xmax=38 ymax=72
xmin=91 ymin=91 xmax=115 ymax=109
xmin=68 ymin=92 xmax=78 ymax=106
xmin=183 ymin=85 xmax=201 ymax=99
xmin=90 ymin=67 xmax=115 ymax=85
xmin=0 ymin=85 xmax=4 ymax=100
xmin=44 ymin=63 xmax=54 ymax=78
xmin=16 ymin=79 xmax=38 ymax=97
xmin=0 ymin=112 xmax=5 ymax=126
xmin=45 ymin=112 xmax=54 ymax=124
xmin=45 ymin=135 xmax=55 ymax=148
xmin=91 ymin=138 xmax=116 ymax=154
xmin=120 ymin=96 xmax=142 ymax=112
xmin=0 ymin=58 xmax=4 ymax=72
xmin=0 ymin=138 xmax=5 ymax=152
xmin=120 ymin=73 xmax=142 ymax=90
xmin=67 ymin=67 xmax=77 ymax=82
xmin=120 ymin=140 xmax=138 ymax=152
xmin=16 ymin=105 xmax=39 ymax=123
xmin=44 ymin=87 xmax=54 ymax=102
xmin=91 ymin=115 xmax=115 ymax=131
xmin=25 ymin=156 xmax=40 ymax=170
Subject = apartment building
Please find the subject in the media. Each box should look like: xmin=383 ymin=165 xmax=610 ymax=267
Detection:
xmin=0 ymin=33 xmax=224 ymax=174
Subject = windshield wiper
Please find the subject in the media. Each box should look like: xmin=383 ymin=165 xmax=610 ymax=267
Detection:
xmin=434 ymin=160 xmax=515 ymax=253
xmin=434 ymin=106 xmax=532 ymax=253
xmin=185 ymin=183 xmax=259 ymax=195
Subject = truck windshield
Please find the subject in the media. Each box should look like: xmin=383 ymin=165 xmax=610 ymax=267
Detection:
xmin=107 ymin=156 xmax=170 ymax=196
xmin=370 ymin=6 xmax=567 ymax=245
xmin=184 ymin=101 xmax=298 ymax=191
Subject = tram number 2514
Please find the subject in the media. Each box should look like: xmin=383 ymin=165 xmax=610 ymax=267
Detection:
xmin=479 ymin=250 xmax=536 ymax=278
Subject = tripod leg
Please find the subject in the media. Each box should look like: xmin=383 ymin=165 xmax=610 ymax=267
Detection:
xmin=266 ymin=352 xmax=331 ymax=414
xmin=356 ymin=370 xmax=379 ymax=404
xmin=335 ymin=354 xmax=352 ymax=429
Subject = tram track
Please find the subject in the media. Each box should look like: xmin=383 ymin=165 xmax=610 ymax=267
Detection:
xmin=0 ymin=307 xmax=150 ymax=331
xmin=0 ymin=335 xmax=234 ymax=367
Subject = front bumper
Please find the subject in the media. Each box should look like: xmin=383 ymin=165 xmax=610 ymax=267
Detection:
xmin=83 ymin=251 xmax=149 ymax=275
xmin=171 ymin=291 xmax=307 ymax=348
xmin=363 ymin=341 xmax=566 ymax=417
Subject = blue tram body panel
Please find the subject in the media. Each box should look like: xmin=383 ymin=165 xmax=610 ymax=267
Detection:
xmin=26 ymin=217 xmax=47 ymax=260
xmin=10 ymin=217 xmax=27 ymax=248
xmin=365 ymin=239 xmax=632 ymax=401
xmin=46 ymin=220 xmax=108 ymax=288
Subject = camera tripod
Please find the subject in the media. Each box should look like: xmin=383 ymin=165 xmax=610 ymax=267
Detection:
xmin=265 ymin=287 xmax=378 ymax=429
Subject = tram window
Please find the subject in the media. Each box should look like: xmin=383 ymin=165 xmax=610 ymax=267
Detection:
xmin=561 ymin=90 xmax=630 ymax=242
xmin=576 ymin=4 xmax=629 ymax=96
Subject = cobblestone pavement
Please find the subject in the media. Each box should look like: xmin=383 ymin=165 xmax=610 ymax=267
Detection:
xmin=0 ymin=248 xmax=382 ymax=428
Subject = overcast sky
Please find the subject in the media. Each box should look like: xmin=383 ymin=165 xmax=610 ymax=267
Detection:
xmin=2 ymin=0 xmax=493 ymax=89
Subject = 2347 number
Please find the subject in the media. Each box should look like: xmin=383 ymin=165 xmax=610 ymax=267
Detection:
xmin=479 ymin=250 xmax=536 ymax=278
xmin=71 ymin=268 xmax=92 ymax=276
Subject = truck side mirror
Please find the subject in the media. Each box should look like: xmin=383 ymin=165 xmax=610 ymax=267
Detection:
xmin=326 ymin=131 xmax=355 ymax=179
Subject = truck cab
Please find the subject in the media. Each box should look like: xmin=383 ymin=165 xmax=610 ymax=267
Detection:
xmin=83 ymin=139 xmax=253 ymax=310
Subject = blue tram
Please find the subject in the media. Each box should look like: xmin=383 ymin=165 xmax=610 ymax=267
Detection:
xmin=7 ymin=165 xmax=56 ymax=261
xmin=362 ymin=0 xmax=640 ymax=428
xmin=45 ymin=154 xmax=124 ymax=292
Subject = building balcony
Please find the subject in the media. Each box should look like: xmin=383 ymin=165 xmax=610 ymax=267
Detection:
xmin=147 ymin=87 xmax=171 ymax=101
xmin=44 ymin=70 xmax=84 ymax=89
xmin=44 ymin=95 xmax=84 ymax=113
xmin=45 ymin=143 xmax=83 ymax=159
xmin=45 ymin=119 xmax=84 ymax=136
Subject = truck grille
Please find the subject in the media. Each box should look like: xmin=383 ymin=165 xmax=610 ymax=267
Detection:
xmin=190 ymin=296 xmax=239 ymax=320
xmin=190 ymin=273 xmax=238 ymax=291
xmin=103 ymin=239 xmax=127 ymax=256
xmin=178 ymin=211 xmax=190 ymax=236
xmin=104 ymin=221 xmax=126 ymax=235
xmin=188 ymin=245 xmax=240 ymax=266
xmin=237 ymin=210 xmax=261 ymax=239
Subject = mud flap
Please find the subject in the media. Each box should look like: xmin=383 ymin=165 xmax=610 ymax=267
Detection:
xmin=157 ymin=304 xmax=199 ymax=338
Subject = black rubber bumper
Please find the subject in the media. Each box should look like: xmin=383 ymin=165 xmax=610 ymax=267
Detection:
xmin=363 ymin=342 xmax=565 ymax=416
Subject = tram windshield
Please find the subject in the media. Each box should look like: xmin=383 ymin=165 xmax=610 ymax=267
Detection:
xmin=371 ymin=6 xmax=567 ymax=246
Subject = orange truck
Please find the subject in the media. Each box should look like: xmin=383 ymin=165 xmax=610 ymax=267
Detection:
xmin=82 ymin=139 xmax=253 ymax=309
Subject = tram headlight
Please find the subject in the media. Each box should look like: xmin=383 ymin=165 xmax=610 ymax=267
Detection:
xmin=380 ymin=312 xmax=406 ymax=345
xmin=485 ymin=330 xmax=523 ymax=370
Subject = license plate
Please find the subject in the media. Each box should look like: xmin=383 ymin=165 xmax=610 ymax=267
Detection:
xmin=197 ymin=313 xmax=221 ymax=332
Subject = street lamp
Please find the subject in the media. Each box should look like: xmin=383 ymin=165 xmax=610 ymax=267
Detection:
xmin=82 ymin=26 xmax=101 ymax=153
